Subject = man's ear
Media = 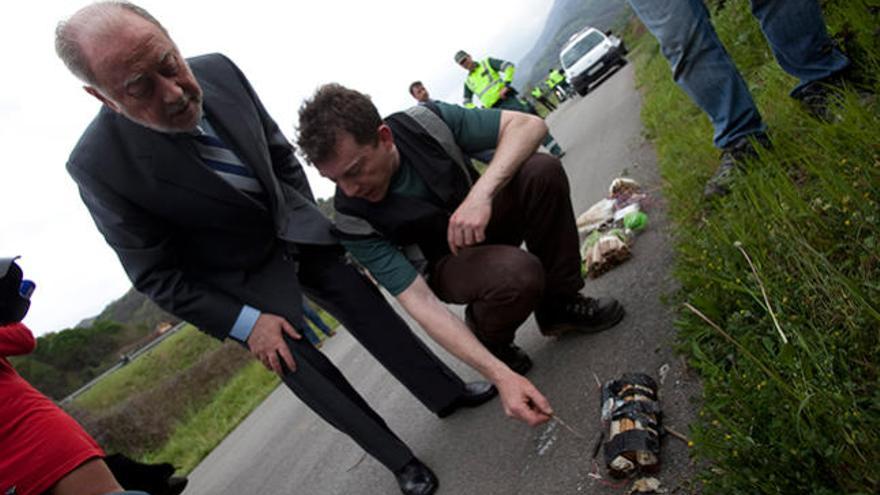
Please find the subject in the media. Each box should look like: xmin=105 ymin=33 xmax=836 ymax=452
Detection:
xmin=84 ymin=86 xmax=120 ymax=113
xmin=377 ymin=124 xmax=394 ymax=149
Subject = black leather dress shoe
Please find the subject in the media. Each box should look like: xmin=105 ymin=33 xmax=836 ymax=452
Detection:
xmin=437 ymin=380 xmax=498 ymax=418
xmin=394 ymin=458 xmax=438 ymax=495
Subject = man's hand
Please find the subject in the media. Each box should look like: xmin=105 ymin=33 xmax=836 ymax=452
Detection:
xmin=247 ymin=313 xmax=301 ymax=375
xmin=447 ymin=194 xmax=492 ymax=255
xmin=495 ymin=372 xmax=553 ymax=426
xmin=499 ymin=86 xmax=511 ymax=100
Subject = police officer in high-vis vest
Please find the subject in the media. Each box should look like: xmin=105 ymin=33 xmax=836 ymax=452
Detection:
xmin=546 ymin=68 xmax=571 ymax=102
xmin=531 ymin=83 xmax=556 ymax=112
xmin=455 ymin=50 xmax=564 ymax=158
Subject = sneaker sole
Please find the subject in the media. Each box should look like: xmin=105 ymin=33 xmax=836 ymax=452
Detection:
xmin=541 ymin=305 xmax=626 ymax=337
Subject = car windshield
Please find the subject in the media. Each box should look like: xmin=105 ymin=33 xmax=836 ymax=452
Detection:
xmin=561 ymin=31 xmax=605 ymax=68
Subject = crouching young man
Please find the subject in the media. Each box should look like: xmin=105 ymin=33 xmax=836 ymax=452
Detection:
xmin=298 ymin=85 xmax=625 ymax=378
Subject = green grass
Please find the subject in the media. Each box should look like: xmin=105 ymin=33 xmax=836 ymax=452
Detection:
xmin=140 ymin=308 xmax=339 ymax=472
xmin=74 ymin=324 xmax=221 ymax=411
xmin=141 ymin=360 xmax=280 ymax=474
xmin=72 ymin=308 xmax=339 ymax=473
xmin=76 ymin=308 xmax=337 ymax=412
xmin=628 ymin=1 xmax=880 ymax=493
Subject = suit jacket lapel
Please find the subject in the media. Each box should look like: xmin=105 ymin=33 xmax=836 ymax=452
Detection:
xmin=132 ymin=122 xmax=260 ymax=211
xmin=199 ymin=78 xmax=285 ymax=212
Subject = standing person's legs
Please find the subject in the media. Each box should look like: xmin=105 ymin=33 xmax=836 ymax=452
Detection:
xmin=750 ymin=0 xmax=850 ymax=94
xmin=296 ymin=245 xmax=466 ymax=414
xmin=274 ymin=334 xmax=415 ymax=471
xmin=233 ymin=315 xmax=420 ymax=474
xmin=302 ymin=301 xmax=334 ymax=336
xmin=299 ymin=318 xmax=322 ymax=345
xmin=627 ymin=0 xmax=765 ymax=148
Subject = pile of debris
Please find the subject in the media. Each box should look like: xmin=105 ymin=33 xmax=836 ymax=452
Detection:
xmin=576 ymin=178 xmax=649 ymax=278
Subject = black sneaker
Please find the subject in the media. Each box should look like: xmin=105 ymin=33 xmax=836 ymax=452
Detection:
xmin=535 ymin=294 xmax=625 ymax=337
xmin=793 ymin=71 xmax=875 ymax=122
xmin=464 ymin=308 xmax=534 ymax=375
xmin=486 ymin=343 xmax=533 ymax=375
xmin=703 ymin=133 xmax=772 ymax=199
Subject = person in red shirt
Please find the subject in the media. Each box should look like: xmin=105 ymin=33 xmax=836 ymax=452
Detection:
xmin=0 ymin=257 xmax=147 ymax=495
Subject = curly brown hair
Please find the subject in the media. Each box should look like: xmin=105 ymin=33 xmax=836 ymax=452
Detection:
xmin=297 ymin=84 xmax=382 ymax=164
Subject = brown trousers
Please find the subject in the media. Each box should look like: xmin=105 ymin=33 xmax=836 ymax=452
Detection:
xmin=428 ymin=153 xmax=584 ymax=347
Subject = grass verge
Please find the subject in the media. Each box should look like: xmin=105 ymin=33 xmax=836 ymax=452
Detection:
xmin=74 ymin=324 xmax=222 ymax=411
xmin=141 ymin=360 xmax=280 ymax=474
xmin=70 ymin=310 xmax=338 ymax=474
xmin=628 ymin=1 xmax=879 ymax=493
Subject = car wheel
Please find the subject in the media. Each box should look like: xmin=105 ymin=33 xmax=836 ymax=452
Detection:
xmin=577 ymin=86 xmax=590 ymax=96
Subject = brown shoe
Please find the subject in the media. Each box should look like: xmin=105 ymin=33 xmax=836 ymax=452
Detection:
xmin=536 ymin=294 xmax=625 ymax=337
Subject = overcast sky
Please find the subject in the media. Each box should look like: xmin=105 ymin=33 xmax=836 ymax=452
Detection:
xmin=0 ymin=0 xmax=554 ymax=336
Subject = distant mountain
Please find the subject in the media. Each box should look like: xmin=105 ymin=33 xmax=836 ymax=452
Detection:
xmin=79 ymin=286 xmax=179 ymax=330
xmin=515 ymin=0 xmax=631 ymax=89
xmin=15 ymin=288 xmax=180 ymax=399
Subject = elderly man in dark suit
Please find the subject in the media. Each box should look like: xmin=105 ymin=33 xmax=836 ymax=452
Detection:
xmin=55 ymin=2 xmax=552 ymax=494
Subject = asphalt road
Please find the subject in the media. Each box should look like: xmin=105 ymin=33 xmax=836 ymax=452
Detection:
xmin=184 ymin=63 xmax=702 ymax=495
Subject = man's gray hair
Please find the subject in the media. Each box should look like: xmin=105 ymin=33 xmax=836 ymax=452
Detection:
xmin=55 ymin=1 xmax=168 ymax=85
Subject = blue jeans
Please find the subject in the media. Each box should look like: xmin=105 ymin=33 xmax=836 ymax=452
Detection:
xmin=627 ymin=0 xmax=849 ymax=148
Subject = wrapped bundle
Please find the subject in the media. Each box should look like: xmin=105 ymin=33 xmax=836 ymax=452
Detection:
xmin=582 ymin=230 xmax=631 ymax=278
xmin=608 ymin=177 xmax=641 ymax=196
xmin=577 ymin=198 xmax=616 ymax=236
xmin=601 ymin=373 xmax=662 ymax=478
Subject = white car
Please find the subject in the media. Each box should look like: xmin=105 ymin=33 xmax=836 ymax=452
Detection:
xmin=559 ymin=27 xmax=628 ymax=96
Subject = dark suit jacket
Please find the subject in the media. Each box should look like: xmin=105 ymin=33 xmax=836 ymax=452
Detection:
xmin=67 ymin=53 xmax=335 ymax=339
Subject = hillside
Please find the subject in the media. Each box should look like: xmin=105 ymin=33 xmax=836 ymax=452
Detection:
xmin=515 ymin=0 xmax=630 ymax=89
xmin=13 ymin=288 xmax=179 ymax=399
xmin=78 ymin=286 xmax=178 ymax=330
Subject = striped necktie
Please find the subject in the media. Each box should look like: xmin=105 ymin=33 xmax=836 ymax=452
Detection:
xmin=193 ymin=119 xmax=264 ymax=197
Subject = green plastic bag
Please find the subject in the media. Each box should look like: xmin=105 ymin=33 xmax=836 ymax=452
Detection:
xmin=623 ymin=211 xmax=647 ymax=230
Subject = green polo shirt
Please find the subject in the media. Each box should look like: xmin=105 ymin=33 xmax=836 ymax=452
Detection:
xmin=340 ymin=101 xmax=500 ymax=295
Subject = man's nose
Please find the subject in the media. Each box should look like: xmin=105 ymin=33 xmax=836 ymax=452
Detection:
xmin=158 ymin=76 xmax=185 ymax=103
xmin=339 ymin=180 xmax=360 ymax=197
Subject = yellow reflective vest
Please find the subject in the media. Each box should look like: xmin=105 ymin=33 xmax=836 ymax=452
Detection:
xmin=463 ymin=57 xmax=515 ymax=109
xmin=547 ymin=69 xmax=565 ymax=88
